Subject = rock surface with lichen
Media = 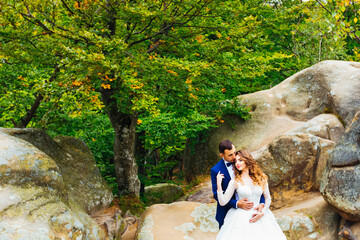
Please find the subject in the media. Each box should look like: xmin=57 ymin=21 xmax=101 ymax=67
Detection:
xmin=320 ymin=111 xmax=360 ymax=221
xmin=0 ymin=128 xmax=114 ymax=239
xmin=183 ymin=60 xmax=360 ymax=204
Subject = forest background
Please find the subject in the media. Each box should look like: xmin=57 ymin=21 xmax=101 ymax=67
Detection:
xmin=0 ymin=0 xmax=359 ymax=211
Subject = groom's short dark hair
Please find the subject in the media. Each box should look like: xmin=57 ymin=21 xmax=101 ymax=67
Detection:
xmin=219 ymin=140 xmax=233 ymax=154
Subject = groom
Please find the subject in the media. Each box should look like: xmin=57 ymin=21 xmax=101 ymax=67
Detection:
xmin=210 ymin=139 xmax=265 ymax=228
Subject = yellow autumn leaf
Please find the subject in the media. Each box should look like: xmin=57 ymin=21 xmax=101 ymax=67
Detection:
xmin=101 ymin=83 xmax=111 ymax=89
xmin=131 ymin=83 xmax=144 ymax=89
xmin=167 ymin=70 xmax=178 ymax=76
xmin=72 ymin=80 xmax=82 ymax=86
xmin=195 ymin=35 xmax=204 ymax=43
xmin=189 ymin=93 xmax=197 ymax=99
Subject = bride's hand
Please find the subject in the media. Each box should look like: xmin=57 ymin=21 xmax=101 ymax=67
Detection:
xmin=216 ymin=172 xmax=224 ymax=189
xmin=249 ymin=211 xmax=264 ymax=223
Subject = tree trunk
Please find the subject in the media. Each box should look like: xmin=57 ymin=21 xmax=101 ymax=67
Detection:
xmin=15 ymin=93 xmax=44 ymax=128
xmin=101 ymin=90 xmax=141 ymax=196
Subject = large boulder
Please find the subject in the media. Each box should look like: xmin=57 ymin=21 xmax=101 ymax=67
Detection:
xmin=320 ymin=112 xmax=360 ymax=221
xmin=185 ymin=60 xmax=360 ymax=177
xmin=0 ymin=128 xmax=113 ymax=214
xmin=257 ymin=132 xmax=335 ymax=208
xmin=183 ymin=60 xmax=360 ymax=205
xmin=136 ymin=193 xmax=339 ymax=240
xmin=0 ymin=128 xmax=115 ymax=239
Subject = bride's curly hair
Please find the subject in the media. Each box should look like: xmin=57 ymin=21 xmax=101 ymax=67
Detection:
xmin=234 ymin=150 xmax=268 ymax=190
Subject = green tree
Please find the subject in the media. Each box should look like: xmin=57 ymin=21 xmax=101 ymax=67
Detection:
xmin=0 ymin=0 xmax=352 ymax=196
xmin=315 ymin=0 xmax=360 ymax=60
xmin=1 ymin=0 xmax=255 ymax=195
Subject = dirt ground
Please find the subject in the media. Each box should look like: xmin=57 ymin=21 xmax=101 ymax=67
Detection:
xmin=122 ymin=219 xmax=138 ymax=240
xmin=121 ymin=176 xmax=213 ymax=239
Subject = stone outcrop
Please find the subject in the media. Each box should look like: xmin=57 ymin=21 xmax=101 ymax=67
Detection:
xmin=0 ymin=128 xmax=116 ymax=239
xmin=257 ymin=132 xmax=336 ymax=208
xmin=0 ymin=128 xmax=113 ymax=214
xmin=182 ymin=60 xmax=360 ymax=206
xmin=320 ymin=112 xmax=360 ymax=221
xmin=136 ymin=193 xmax=340 ymax=240
xmin=174 ymin=60 xmax=360 ymax=238
xmin=185 ymin=60 xmax=360 ymax=177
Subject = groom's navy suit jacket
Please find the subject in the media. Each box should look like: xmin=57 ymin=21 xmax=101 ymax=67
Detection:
xmin=211 ymin=159 xmax=265 ymax=228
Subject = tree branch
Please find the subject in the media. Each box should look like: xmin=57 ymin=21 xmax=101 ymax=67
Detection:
xmin=129 ymin=23 xmax=174 ymax=47
xmin=133 ymin=17 xmax=156 ymax=35
xmin=19 ymin=12 xmax=54 ymax=34
xmin=179 ymin=25 xmax=224 ymax=29
xmin=125 ymin=22 xmax=138 ymax=42
xmin=16 ymin=65 xmax=60 ymax=128
xmin=315 ymin=0 xmax=332 ymax=15
xmin=61 ymin=0 xmax=75 ymax=15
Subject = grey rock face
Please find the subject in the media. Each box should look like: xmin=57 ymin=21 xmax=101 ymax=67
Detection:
xmin=320 ymin=112 xmax=360 ymax=221
xmin=1 ymin=128 xmax=113 ymax=214
xmin=0 ymin=128 xmax=114 ymax=239
xmin=185 ymin=60 xmax=360 ymax=179
xmin=257 ymin=132 xmax=335 ymax=208
xmin=183 ymin=60 xmax=360 ymax=207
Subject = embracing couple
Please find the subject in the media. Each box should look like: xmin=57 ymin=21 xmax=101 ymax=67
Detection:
xmin=210 ymin=139 xmax=286 ymax=239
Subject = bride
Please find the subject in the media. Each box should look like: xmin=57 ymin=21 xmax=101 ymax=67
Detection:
xmin=216 ymin=150 xmax=287 ymax=240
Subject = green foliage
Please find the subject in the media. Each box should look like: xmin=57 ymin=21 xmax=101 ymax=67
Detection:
xmin=137 ymin=112 xmax=215 ymax=157
xmin=0 ymin=0 xmax=356 ymax=195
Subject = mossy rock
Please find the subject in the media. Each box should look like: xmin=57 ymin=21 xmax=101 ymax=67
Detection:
xmin=144 ymin=183 xmax=184 ymax=205
xmin=0 ymin=128 xmax=114 ymax=239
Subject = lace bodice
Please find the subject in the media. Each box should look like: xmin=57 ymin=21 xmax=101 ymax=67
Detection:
xmin=217 ymin=178 xmax=271 ymax=212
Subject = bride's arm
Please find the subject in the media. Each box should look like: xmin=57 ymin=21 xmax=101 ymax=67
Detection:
xmin=249 ymin=181 xmax=271 ymax=223
xmin=216 ymin=172 xmax=236 ymax=206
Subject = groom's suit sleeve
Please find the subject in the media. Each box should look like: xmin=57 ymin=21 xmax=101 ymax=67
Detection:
xmin=260 ymin=193 xmax=265 ymax=204
xmin=211 ymin=167 xmax=237 ymax=209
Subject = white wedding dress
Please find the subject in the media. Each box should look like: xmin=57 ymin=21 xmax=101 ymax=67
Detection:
xmin=216 ymin=178 xmax=287 ymax=240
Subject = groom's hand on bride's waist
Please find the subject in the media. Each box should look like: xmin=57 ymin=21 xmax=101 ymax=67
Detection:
xmin=237 ymin=198 xmax=253 ymax=210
